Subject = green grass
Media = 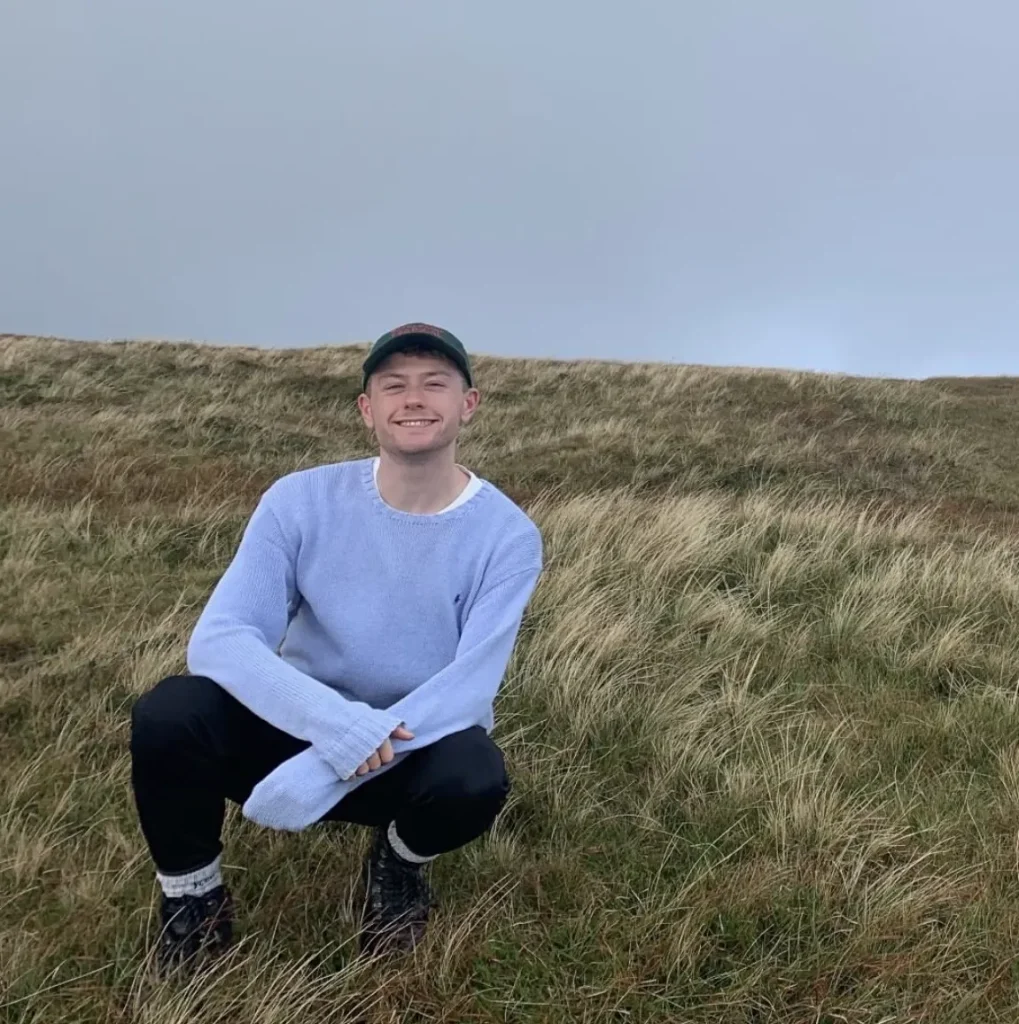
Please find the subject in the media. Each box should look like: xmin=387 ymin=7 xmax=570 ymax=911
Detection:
xmin=4 ymin=333 xmax=1019 ymax=1021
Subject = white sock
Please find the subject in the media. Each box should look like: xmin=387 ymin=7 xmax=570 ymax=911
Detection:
xmin=387 ymin=821 xmax=438 ymax=865
xmin=157 ymin=854 xmax=223 ymax=898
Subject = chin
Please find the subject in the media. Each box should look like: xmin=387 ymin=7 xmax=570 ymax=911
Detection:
xmin=385 ymin=435 xmax=455 ymax=456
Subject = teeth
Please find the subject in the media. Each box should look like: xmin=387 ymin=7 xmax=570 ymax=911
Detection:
xmin=399 ymin=420 xmax=434 ymax=426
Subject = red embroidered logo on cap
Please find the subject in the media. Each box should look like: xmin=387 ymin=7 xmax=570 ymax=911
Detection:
xmin=390 ymin=323 xmax=445 ymax=339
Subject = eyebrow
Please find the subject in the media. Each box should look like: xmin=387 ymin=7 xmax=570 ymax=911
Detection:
xmin=378 ymin=369 xmax=453 ymax=380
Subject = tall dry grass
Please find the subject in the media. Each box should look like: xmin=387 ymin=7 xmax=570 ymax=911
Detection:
xmin=4 ymin=334 xmax=1019 ymax=1021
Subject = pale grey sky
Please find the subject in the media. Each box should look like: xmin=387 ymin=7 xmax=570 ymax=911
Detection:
xmin=2 ymin=1 xmax=1017 ymax=378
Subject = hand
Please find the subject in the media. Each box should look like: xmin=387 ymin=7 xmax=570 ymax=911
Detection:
xmin=354 ymin=724 xmax=414 ymax=777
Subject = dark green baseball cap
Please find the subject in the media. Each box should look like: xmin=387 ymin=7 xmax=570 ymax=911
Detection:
xmin=362 ymin=322 xmax=474 ymax=394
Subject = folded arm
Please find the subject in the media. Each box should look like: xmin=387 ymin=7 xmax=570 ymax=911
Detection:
xmin=383 ymin=564 xmax=542 ymax=743
xmin=242 ymin=555 xmax=543 ymax=830
xmin=187 ymin=483 xmax=401 ymax=780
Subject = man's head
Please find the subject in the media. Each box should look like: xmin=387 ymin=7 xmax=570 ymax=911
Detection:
xmin=357 ymin=324 xmax=481 ymax=458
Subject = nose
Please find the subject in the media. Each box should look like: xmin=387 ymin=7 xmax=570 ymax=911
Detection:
xmin=400 ymin=387 xmax=430 ymax=407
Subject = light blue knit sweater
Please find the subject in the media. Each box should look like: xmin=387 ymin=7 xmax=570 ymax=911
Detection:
xmin=185 ymin=456 xmax=543 ymax=831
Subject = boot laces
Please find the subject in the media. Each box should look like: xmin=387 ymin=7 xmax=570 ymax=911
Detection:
xmin=373 ymin=838 xmax=430 ymax=922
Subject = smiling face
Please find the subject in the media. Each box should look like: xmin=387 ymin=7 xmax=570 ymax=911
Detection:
xmin=357 ymin=346 xmax=480 ymax=459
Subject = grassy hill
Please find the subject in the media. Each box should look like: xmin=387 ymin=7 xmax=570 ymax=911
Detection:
xmin=4 ymin=333 xmax=1019 ymax=1022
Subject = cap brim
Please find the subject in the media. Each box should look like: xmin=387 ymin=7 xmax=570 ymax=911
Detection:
xmin=363 ymin=335 xmax=472 ymax=388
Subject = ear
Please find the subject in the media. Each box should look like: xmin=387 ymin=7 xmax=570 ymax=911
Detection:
xmin=356 ymin=392 xmax=373 ymax=428
xmin=460 ymin=387 xmax=481 ymax=423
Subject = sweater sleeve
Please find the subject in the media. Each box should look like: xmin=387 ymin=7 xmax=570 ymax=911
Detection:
xmin=241 ymin=540 xmax=543 ymax=831
xmin=186 ymin=483 xmax=402 ymax=779
xmin=382 ymin=563 xmax=542 ymax=738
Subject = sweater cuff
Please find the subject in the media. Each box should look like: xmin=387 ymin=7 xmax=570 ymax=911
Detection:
xmin=316 ymin=706 xmax=404 ymax=780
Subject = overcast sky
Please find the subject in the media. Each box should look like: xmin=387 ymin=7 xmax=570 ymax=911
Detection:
xmin=2 ymin=1 xmax=1017 ymax=378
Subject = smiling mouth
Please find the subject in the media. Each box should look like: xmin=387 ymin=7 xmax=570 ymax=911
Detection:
xmin=396 ymin=420 xmax=438 ymax=427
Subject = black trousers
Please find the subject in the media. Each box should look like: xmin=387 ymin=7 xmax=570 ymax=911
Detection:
xmin=130 ymin=674 xmax=511 ymax=875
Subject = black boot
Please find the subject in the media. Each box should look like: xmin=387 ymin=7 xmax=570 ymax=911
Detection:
xmin=156 ymin=885 xmax=234 ymax=975
xmin=359 ymin=827 xmax=435 ymax=955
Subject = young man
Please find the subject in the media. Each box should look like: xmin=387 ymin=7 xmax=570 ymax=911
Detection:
xmin=129 ymin=323 xmax=544 ymax=974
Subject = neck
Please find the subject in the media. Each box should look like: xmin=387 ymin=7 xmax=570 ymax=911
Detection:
xmin=375 ymin=448 xmax=469 ymax=513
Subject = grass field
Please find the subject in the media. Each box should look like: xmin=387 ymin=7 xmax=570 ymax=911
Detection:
xmin=4 ymin=333 xmax=1019 ymax=1022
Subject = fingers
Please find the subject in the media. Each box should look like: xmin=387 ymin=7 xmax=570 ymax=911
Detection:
xmin=354 ymin=733 xmax=407 ymax=778
xmin=354 ymin=751 xmax=382 ymax=776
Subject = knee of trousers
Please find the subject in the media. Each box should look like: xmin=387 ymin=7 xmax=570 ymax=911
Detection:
xmin=419 ymin=753 xmax=511 ymax=817
xmin=130 ymin=674 xmax=223 ymax=760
